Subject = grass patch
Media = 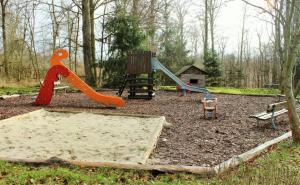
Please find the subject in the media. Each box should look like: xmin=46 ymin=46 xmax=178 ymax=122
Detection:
xmin=207 ymin=87 xmax=280 ymax=96
xmin=0 ymin=86 xmax=38 ymax=95
xmin=0 ymin=141 xmax=299 ymax=184
xmin=160 ymin=86 xmax=280 ymax=96
xmin=211 ymin=141 xmax=300 ymax=185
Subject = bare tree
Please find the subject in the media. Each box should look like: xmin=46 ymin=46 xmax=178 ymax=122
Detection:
xmin=190 ymin=26 xmax=201 ymax=56
xmin=27 ymin=1 xmax=41 ymax=81
xmin=174 ymin=0 xmax=189 ymax=63
xmin=237 ymin=5 xmax=248 ymax=87
xmin=203 ymin=0 xmax=209 ymax=57
xmin=208 ymin=0 xmax=222 ymax=52
xmin=241 ymin=0 xmax=300 ymax=142
xmin=1 ymin=0 xmax=9 ymax=77
xmin=49 ymin=0 xmax=63 ymax=51
xmin=149 ymin=0 xmax=156 ymax=50
xmin=218 ymin=36 xmax=227 ymax=62
xmin=132 ymin=0 xmax=140 ymax=16
xmin=82 ymin=0 xmax=95 ymax=85
xmin=74 ymin=10 xmax=80 ymax=75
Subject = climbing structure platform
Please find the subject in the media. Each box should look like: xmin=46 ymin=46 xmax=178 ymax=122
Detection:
xmin=118 ymin=51 xmax=155 ymax=100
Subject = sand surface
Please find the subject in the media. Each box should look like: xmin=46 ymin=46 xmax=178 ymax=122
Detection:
xmin=0 ymin=109 xmax=165 ymax=164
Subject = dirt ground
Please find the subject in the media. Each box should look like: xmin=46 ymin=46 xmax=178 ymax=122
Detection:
xmin=0 ymin=90 xmax=294 ymax=166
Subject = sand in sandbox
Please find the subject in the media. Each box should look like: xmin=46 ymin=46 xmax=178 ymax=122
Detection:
xmin=0 ymin=109 xmax=165 ymax=164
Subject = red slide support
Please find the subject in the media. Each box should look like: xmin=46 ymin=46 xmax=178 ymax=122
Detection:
xmin=34 ymin=65 xmax=69 ymax=105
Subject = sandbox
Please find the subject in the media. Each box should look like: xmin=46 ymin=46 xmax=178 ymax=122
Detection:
xmin=0 ymin=109 xmax=166 ymax=164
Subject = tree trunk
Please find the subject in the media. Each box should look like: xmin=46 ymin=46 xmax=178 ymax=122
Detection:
xmin=294 ymin=80 xmax=300 ymax=97
xmin=132 ymin=0 xmax=140 ymax=16
xmin=90 ymin=0 xmax=97 ymax=82
xmin=28 ymin=3 xmax=40 ymax=81
xmin=238 ymin=6 xmax=246 ymax=88
xmin=67 ymin=10 xmax=74 ymax=70
xmin=284 ymin=58 xmax=300 ymax=142
xmin=203 ymin=0 xmax=209 ymax=57
xmin=149 ymin=0 xmax=156 ymax=51
xmin=209 ymin=0 xmax=214 ymax=52
xmin=50 ymin=0 xmax=59 ymax=51
xmin=1 ymin=0 xmax=8 ymax=77
xmin=74 ymin=11 xmax=80 ymax=75
xmin=99 ymin=4 xmax=107 ymax=87
xmin=82 ymin=0 xmax=95 ymax=86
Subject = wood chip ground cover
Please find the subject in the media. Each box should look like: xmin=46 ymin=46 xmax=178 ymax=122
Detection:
xmin=0 ymin=91 xmax=294 ymax=167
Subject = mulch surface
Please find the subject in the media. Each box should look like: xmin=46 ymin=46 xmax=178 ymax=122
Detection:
xmin=0 ymin=90 xmax=294 ymax=167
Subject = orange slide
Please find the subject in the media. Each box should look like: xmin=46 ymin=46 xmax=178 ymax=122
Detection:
xmin=35 ymin=49 xmax=125 ymax=107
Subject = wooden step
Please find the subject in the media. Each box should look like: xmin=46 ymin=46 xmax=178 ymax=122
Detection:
xmin=127 ymin=78 xmax=153 ymax=81
xmin=128 ymin=84 xmax=154 ymax=87
xmin=128 ymin=95 xmax=153 ymax=100
xmin=128 ymin=89 xmax=153 ymax=93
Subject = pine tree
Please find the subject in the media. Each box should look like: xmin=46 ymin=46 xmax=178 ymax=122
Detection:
xmin=103 ymin=10 xmax=145 ymax=87
xmin=203 ymin=50 xmax=222 ymax=86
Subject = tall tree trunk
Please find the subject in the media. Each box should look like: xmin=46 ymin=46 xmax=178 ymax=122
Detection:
xmin=19 ymin=17 xmax=28 ymax=81
xmin=1 ymin=0 xmax=8 ymax=77
xmin=132 ymin=0 xmax=140 ymax=16
xmin=50 ymin=0 xmax=59 ymax=51
xmin=74 ymin=11 xmax=80 ymax=75
xmin=238 ymin=6 xmax=246 ymax=87
xmin=276 ymin=3 xmax=284 ymax=92
xmin=203 ymin=0 xmax=209 ymax=58
xmin=99 ymin=4 xmax=107 ymax=87
xmin=294 ymin=80 xmax=300 ymax=97
xmin=82 ymin=0 xmax=95 ymax=86
xmin=149 ymin=0 xmax=156 ymax=51
xmin=67 ymin=10 xmax=74 ymax=70
xmin=209 ymin=0 xmax=214 ymax=52
xmin=90 ymin=0 xmax=97 ymax=82
xmin=282 ymin=0 xmax=300 ymax=142
xmin=284 ymin=55 xmax=300 ymax=142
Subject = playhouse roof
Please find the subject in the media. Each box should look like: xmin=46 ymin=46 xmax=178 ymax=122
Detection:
xmin=175 ymin=65 xmax=207 ymax=76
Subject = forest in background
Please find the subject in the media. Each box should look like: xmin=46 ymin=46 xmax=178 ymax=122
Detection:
xmin=0 ymin=0 xmax=299 ymax=91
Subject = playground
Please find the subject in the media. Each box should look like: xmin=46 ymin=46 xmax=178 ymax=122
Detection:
xmin=0 ymin=48 xmax=297 ymax=177
xmin=0 ymin=90 xmax=293 ymax=167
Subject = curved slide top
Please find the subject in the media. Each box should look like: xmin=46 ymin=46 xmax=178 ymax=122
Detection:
xmin=151 ymin=58 xmax=209 ymax=94
xmin=35 ymin=49 xmax=125 ymax=107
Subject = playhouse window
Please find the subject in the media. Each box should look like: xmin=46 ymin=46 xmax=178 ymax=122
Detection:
xmin=190 ymin=79 xmax=198 ymax=84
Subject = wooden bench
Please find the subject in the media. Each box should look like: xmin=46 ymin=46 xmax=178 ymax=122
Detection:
xmin=250 ymin=101 xmax=287 ymax=129
xmin=40 ymin=80 xmax=69 ymax=94
xmin=277 ymin=94 xmax=286 ymax=102
xmin=277 ymin=94 xmax=300 ymax=103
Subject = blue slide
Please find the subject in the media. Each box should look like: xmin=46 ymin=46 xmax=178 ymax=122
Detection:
xmin=151 ymin=58 xmax=209 ymax=94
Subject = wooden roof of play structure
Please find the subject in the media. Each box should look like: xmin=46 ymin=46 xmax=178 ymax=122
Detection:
xmin=175 ymin=65 xmax=207 ymax=76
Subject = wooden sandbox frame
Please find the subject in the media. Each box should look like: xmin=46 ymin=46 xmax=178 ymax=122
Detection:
xmin=0 ymin=108 xmax=292 ymax=176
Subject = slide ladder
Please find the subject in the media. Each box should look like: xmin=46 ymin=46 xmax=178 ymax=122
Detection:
xmin=117 ymin=74 xmax=129 ymax=96
xmin=151 ymin=58 xmax=209 ymax=94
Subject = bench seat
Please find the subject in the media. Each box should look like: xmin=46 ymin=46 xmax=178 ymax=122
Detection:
xmin=250 ymin=109 xmax=288 ymax=120
xmin=250 ymin=101 xmax=288 ymax=129
xmin=54 ymin=86 xmax=69 ymax=90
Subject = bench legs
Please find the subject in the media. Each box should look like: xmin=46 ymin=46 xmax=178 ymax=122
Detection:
xmin=271 ymin=117 xmax=277 ymax=129
xmin=255 ymin=119 xmax=277 ymax=129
